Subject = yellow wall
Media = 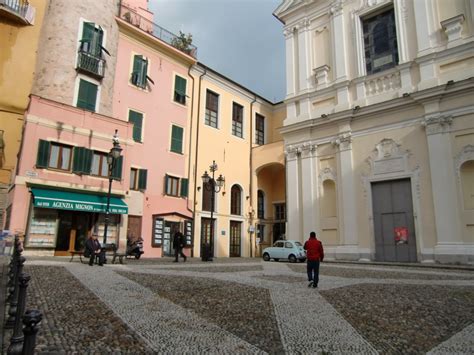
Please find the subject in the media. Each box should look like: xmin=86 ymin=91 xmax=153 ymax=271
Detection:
xmin=0 ymin=0 xmax=46 ymax=184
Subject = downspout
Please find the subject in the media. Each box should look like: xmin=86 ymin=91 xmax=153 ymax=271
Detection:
xmin=248 ymin=95 xmax=257 ymax=258
xmin=186 ymin=64 xmax=195 ymax=216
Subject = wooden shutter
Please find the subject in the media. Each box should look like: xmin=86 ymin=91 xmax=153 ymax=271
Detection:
xmin=81 ymin=22 xmax=95 ymax=52
xmin=132 ymin=55 xmax=142 ymax=85
xmin=164 ymin=174 xmax=169 ymax=194
xmin=174 ymin=76 xmax=186 ymax=103
xmin=138 ymin=169 xmax=147 ymax=190
xmin=180 ymin=178 xmax=189 ymax=198
xmin=36 ymin=140 xmax=50 ymax=168
xmin=73 ymin=147 xmax=93 ymax=174
xmin=110 ymin=156 xmax=123 ymax=180
xmin=141 ymin=58 xmax=148 ymax=87
xmin=77 ymin=79 xmax=97 ymax=112
xmin=170 ymin=125 xmax=183 ymax=153
xmin=129 ymin=110 xmax=143 ymax=142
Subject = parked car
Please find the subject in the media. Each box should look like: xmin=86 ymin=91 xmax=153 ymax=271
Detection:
xmin=262 ymin=240 xmax=306 ymax=263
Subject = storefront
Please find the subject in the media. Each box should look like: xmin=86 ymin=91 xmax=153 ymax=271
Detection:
xmin=151 ymin=212 xmax=193 ymax=257
xmin=26 ymin=187 xmax=128 ymax=255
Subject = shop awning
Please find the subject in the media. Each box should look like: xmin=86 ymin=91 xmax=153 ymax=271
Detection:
xmin=31 ymin=188 xmax=128 ymax=214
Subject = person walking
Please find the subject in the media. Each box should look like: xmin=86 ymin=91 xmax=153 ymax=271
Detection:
xmin=85 ymin=233 xmax=105 ymax=266
xmin=173 ymin=231 xmax=187 ymax=262
xmin=304 ymin=231 xmax=324 ymax=288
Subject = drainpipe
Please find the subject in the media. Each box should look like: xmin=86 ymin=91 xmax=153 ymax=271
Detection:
xmin=248 ymin=95 xmax=257 ymax=258
xmin=186 ymin=64 xmax=195 ymax=216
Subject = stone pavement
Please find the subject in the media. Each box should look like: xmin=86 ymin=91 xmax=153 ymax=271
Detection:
xmin=2 ymin=257 xmax=473 ymax=354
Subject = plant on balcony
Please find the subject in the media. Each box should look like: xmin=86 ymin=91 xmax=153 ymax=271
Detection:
xmin=171 ymin=31 xmax=194 ymax=55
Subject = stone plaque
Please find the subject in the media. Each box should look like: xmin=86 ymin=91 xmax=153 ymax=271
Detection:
xmin=373 ymin=157 xmax=404 ymax=175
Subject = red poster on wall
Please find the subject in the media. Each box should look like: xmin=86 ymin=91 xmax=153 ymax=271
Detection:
xmin=394 ymin=227 xmax=408 ymax=245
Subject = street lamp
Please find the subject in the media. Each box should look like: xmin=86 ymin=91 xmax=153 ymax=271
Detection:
xmin=201 ymin=160 xmax=225 ymax=259
xmin=103 ymin=130 xmax=122 ymax=247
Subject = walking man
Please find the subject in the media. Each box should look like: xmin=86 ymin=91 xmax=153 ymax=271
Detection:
xmin=173 ymin=231 xmax=187 ymax=262
xmin=304 ymin=231 xmax=324 ymax=288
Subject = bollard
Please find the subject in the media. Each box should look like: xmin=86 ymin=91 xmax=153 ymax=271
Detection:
xmin=7 ymin=237 xmax=21 ymax=304
xmin=21 ymin=310 xmax=42 ymax=355
xmin=7 ymin=273 xmax=31 ymax=355
xmin=5 ymin=256 xmax=26 ymax=329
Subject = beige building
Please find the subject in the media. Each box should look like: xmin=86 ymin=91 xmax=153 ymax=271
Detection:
xmin=274 ymin=0 xmax=474 ymax=263
xmin=188 ymin=63 xmax=286 ymax=258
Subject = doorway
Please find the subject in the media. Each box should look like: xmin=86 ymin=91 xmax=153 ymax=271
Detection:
xmin=200 ymin=217 xmax=214 ymax=257
xmin=162 ymin=221 xmax=181 ymax=257
xmin=55 ymin=211 xmax=91 ymax=256
xmin=229 ymin=221 xmax=241 ymax=257
xmin=127 ymin=215 xmax=142 ymax=242
xmin=371 ymin=179 xmax=417 ymax=262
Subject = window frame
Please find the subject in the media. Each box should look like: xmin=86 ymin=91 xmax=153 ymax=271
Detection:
xmin=232 ymin=102 xmax=244 ymax=138
xmin=255 ymin=113 xmax=265 ymax=145
xmin=173 ymin=74 xmax=187 ymax=105
xmin=230 ymin=184 xmax=242 ymax=215
xmin=130 ymin=54 xmax=150 ymax=90
xmin=90 ymin=151 xmax=109 ymax=178
xmin=257 ymin=190 xmax=265 ymax=219
xmin=274 ymin=203 xmax=286 ymax=221
xmin=128 ymin=109 xmax=144 ymax=143
xmin=170 ymin=124 xmax=184 ymax=154
xmin=130 ymin=167 xmax=139 ymax=190
xmin=48 ymin=143 xmax=73 ymax=171
xmin=205 ymin=89 xmax=219 ymax=129
xmin=75 ymin=77 xmax=99 ymax=112
xmin=165 ymin=175 xmax=180 ymax=197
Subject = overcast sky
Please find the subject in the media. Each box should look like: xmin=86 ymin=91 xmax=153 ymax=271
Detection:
xmin=149 ymin=0 xmax=286 ymax=102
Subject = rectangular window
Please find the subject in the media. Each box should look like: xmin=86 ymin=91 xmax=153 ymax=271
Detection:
xmin=165 ymin=175 xmax=180 ymax=196
xmin=130 ymin=168 xmax=138 ymax=190
xmin=77 ymin=22 xmax=106 ymax=78
xmin=128 ymin=110 xmax=143 ymax=143
xmin=274 ymin=203 xmax=286 ymax=220
xmin=76 ymin=79 xmax=98 ymax=112
xmin=257 ymin=224 xmax=265 ymax=243
xmin=170 ymin=125 xmax=184 ymax=154
xmin=363 ymin=8 xmax=398 ymax=75
xmin=205 ymin=90 xmax=219 ymax=128
xmin=174 ymin=75 xmax=187 ymax=105
xmin=256 ymin=113 xmax=265 ymax=145
xmin=48 ymin=143 xmax=72 ymax=171
xmin=131 ymin=55 xmax=148 ymax=89
xmin=232 ymin=102 xmax=243 ymax=138
xmin=91 ymin=151 xmax=109 ymax=177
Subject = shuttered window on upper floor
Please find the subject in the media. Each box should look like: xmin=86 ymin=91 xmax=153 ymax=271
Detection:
xmin=128 ymin=110 xmax=143 ymax=143
xmin=76 ymin=79 xmax=98 ymax=112
xmin=174 ymin=75 xmax=187 ymax=105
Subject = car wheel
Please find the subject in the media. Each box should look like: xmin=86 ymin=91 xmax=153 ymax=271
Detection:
xmin=263 ymin=253 xmax=270 ymax=262
xmin=289 ymin=254 xmax=297 ymax=263
xmin=274 ymin=258 xmax=279 ymax=262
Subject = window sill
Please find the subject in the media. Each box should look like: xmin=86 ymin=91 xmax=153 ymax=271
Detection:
xmin=169 ymin=150 xmax=183 ymax=155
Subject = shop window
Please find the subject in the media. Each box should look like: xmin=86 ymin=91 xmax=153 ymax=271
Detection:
xmin=94 ymin=214 xmax=120 ymax=245
xmin=232 ymin=102 xmax=243 ymax=138
xmin=170 ymin=125 xmax=184 ymax=154
xmin=48 ymin=143 xmax=72 ymax=171
xmin=257 ymin=190 xmax=265 ymax=219
xmin=174 ymin=75 xmax=187 ymax=105
xmin=322 ymin=180 xmax=337 ymax=217
xmin=230 ymin=185 xmax=242 ymax=215
xmin=460 ymin=160 xmax=474 ymax=210
xmin=91 ymin=151 xmax=109 ymax=177
xmin=205 ymin=90 xmax=219 ymax=128
xmin=26 ymin=208 xmax=58 ymax=248
xmin=128 ymin=110 xmax=143 ymax=143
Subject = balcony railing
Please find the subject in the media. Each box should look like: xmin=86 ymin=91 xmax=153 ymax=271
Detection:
xmin=118 ymin=4 xmax=197 ymax=58
xmin=76 ymin=50 xmax=105 ymax=79
xmin=0 ymin=0 xmax=35 ymax=24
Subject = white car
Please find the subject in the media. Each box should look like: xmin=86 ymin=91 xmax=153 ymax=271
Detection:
xmin=262 ymin=240 xmax=306 ymax=263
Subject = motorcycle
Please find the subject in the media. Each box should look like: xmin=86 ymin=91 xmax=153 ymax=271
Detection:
xmin=126 ymin=237 xmax=144 ymax=259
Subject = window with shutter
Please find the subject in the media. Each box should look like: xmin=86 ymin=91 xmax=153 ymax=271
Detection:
xmin=130 ymin=168 xmax=138 ymax=190
xmin=180 ymin=178 xmax=189 ymax=197
xmin=80 ymin=22 xmax=103 ymax=57
xmin=72 ymin=147 xmax=93 ymax=175
xmin=110 ymin=156 xmax=123 ymax=180
xmin=205 ymin=90 xmax=219 ymax=128
xmin=256 ymin=113 xmax=265 ymax=145
xmin=36 ymin=140 xmax=51 ymax=168
xmin=128 ymin=110 xmax=143 ymax=142
xmin=48 ymin=143 xmax=72 ymax=171
xmin=232 ymin=102 xmax=243 ymax=138
xmin=165 ymin=174 xmax=180 ymax=196
xmin=138 ymin=169 xmax=148 ymax=190
xmin=174 ymin=75 xmax=187 ymax=104
xmin=131 ymin=55 xmax=148 ymax=89
xmin=170 ymin=125 xmax=183 ymax=154
xmin=91 ymin=151 xmax=109 ymax=177
xmin=76 ymin=79 xmax=98 ymax=112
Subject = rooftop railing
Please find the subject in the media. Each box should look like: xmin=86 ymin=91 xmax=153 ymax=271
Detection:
xmin=118 ymin=4 xmax=197 ymax=58
xmin=0 ymin=0 xmax=35 ymax=24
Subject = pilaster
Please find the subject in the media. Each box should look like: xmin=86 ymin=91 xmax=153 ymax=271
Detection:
xmin=285 ymin=145 xmax=302 ymax=242
xmin=300 ymin=141 xmax=318 ymax=237
xmin=284 ymin=28 xmax=296 ymax=97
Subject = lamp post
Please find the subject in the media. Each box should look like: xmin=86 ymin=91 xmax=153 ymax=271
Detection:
xmin=201 ymin=161 xmax=225 ymax=258
xmin=103 ymin=130 xmax=122 ymax=247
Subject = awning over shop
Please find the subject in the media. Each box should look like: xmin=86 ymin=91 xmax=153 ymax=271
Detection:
xmin=31 ymin=188 xmax=128 ymax=214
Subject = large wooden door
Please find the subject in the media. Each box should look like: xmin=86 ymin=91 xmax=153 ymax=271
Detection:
xmin=200 ymin=218 xmax=214 ymax=257
xmin=127 ymin=215 xmax=142 ymax=242
xmin=229 ymin=221 xmax=241 ymax=257
xmin=372 ymin=179 xmax=417 ymax=262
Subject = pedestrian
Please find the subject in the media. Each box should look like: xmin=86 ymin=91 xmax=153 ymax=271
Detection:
xmin=304 ymin=231 xmax=324 ymax=288
xmin=173 ymin=231 xmax=187 ymax=262
xmin=85 ymin=233 xmax=105 ymax=266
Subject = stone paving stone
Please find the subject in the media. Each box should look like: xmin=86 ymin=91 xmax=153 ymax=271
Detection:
xmin=118 ymin=271 xmax=284 ymax=354
xmin=428 ymin=323 xmax=474 ymax=355
xmin=23 ymin=265 xmax=154 ymax=354
xmin=320 ymin=283 xmax=474 ymax=354
xmin=158 ymin=265 xmax=263 ymax=273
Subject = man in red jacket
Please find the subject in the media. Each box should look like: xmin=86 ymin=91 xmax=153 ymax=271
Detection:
xmin=304 ymin=231 xmax=324 ymax=288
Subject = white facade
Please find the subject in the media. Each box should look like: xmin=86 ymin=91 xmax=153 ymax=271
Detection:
xmin=274 ymin=0 xmax=474 ymax=263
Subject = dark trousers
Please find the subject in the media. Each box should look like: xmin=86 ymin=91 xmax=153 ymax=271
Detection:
xmin=174 ymin=247 xmax=186 ymax=261
xmin=307 ymin=260 xmax=320 ymax=285
xmin=89 ymin=250 xmax=105 ymax=265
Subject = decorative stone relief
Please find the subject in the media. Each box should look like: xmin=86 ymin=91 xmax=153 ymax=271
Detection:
xmin=283 ymin=29 xmax=293 ymax=39
xmin=313 ymin=65 xmax=330 ymax=88
xmin=318 ymin=167 xmax=337 ymax=184
xmin=330 ymin=1 xmax=344 ymax=16
xmin=285 ymin=141 xmax=317 ymax=159
xmin=441 ymin=14 xmax=465 ymax=43
xmin=284 ymin=144 xmax=301 ymax=160
xmin=301 ymin=141 xmax=317 ymax=158
xmin=331 ymin=132 xmax=352 ymax=151
xmin=455 ymin=144 xmax=474 ymax=179
xmin=422 ymin=115 xmax=453 ymax=135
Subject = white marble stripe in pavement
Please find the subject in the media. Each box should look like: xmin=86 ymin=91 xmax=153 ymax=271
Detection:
xmin=427 ymin=323 xmax=474 ymax=355
xmin=64 ymin=263 xmax=265 ymax=354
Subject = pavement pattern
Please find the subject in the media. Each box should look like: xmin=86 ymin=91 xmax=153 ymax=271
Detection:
xmin=2 ymin=258 xmax=473 ymax=354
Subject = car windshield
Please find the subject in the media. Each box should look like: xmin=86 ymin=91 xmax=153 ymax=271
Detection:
xmin=295 ymin=242 xmax=302 ymax=247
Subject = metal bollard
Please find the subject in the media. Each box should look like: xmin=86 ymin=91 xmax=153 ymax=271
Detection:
xmin=5 ymin=256 xmax=26 ymax=329
xmin=7 ymin=237 xmax=21 ymax=304
xmin=7 ymin=273 xmax=31 ymax=355
xmin=21 ymin=310 xmax=42 ymax=355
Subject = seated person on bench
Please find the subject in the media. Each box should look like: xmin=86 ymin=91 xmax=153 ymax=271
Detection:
xmin=85 ymin=233 xmax=105 ymax=266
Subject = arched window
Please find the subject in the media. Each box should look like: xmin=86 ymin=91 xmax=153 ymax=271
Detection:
xmin=257 ymin=190 xmax=265 ymax=219
xmin=322 ymin=180 xmax=337 ymax=218
xmin=230 ymin=185 xmax=242 ymax=215
xmin=202 ymin=180 xmax=215 ymax=212
xmin=460 ymin=160 xmax=474 ymax=210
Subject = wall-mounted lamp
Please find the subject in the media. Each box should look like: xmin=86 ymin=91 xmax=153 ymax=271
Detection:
xmin=402 ymin=92 xmax=410 ymax=97
xmin=447 ymin=80 xmax=454 ymax=86
xmin=246 ymin=196 xmax=250 ymax=200
xmin=197 ymin=186 xmax=201 ymax=191
xmin=352 ymin=105 xmax=360 ymax=112
xmin=321 ymin=114 xmax=328 ymax=119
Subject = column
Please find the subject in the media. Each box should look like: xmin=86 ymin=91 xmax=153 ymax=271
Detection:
xmin=424 ymin=116 xmax=464 ymax=262
xmin=301 ymin=142 xmax=318 ymax=237
xmin=285 ymin=146 xmax=302 ymax=242
xmin=297 ymin=19 xmax=313 ymax=118
xmin=333 ymin=132 xmax=359 ymax=260
xmin=284 ymin=29 xmax=296 ymax=97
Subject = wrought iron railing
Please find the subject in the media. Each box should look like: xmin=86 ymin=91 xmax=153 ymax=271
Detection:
xmin=0 ymin=0 xmax=35 ymax=24
xmin=118 ymin=4 xmax=197 ymax=58
xmin=76 ymin=50 xmax=105 ymax=79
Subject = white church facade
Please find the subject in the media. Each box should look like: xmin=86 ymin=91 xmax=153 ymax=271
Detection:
xmin=274 ymin=0 xmax=474 ymax=263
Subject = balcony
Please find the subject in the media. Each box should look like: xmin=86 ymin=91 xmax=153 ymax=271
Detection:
xmin=118 ymin=4 xmax=197 ymax=58
xmin=0 ymin=0 xmax=35 ymax=25
xmin=76 ymin=50 xmax=105 ymax=79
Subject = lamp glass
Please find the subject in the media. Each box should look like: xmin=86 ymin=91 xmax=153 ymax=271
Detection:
xmin=201 ymin=171 xmax=210 ymax=184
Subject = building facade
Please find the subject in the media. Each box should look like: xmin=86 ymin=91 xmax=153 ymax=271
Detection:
xmin=274 ymin=0 xmax=474 ymax=263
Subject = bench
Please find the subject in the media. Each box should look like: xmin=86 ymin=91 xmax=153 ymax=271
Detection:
xmin=104 ymin=243 xmax=126 ymax=265
xmin=69 ymin=250 xmax=84 ymax=263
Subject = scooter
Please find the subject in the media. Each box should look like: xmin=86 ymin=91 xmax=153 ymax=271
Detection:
xmin=126 ymin=237 xmax=144 ymax=259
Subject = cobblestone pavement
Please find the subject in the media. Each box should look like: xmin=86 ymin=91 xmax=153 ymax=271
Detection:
xmin=2 ymin=258 xmax=473 ymax=354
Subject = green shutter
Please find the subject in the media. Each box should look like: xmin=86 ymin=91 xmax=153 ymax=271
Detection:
xmin=81 ymin=22 xmax=95 ymax=51
xmin=170 ymin=125 xmax=183 ymax=153
xmin=141 ymin=58 xmax=148 ymax=86
xmin=111 ymin=156 xmax=123 ymax=181
xmin=164 ymin=174 xmax=169 ymax=194
xmin=174 ymin=76 xmax=186 ymax=103
xmin=77 ymin=79 xmax=98 ymax=112
xmin=72 ymin=147 xmax=93 ymax=174
xmin=180 ymin=178 xmax=188 ymax=198
xmin=129 ymin=110 xmax=143 ymax=142
xmin=132 ymin=55 xmax=147 ymax=87
xmin=94 ymin=27 xmax=104 ymax=57
xmin=138 ymin=169 xmax=147 ymax=190
xmin=36 ymin=140 xmax=50 ymax=168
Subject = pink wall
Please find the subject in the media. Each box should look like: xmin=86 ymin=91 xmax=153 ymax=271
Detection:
xmin=113 ymin=29 xmax=193 ymax=257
